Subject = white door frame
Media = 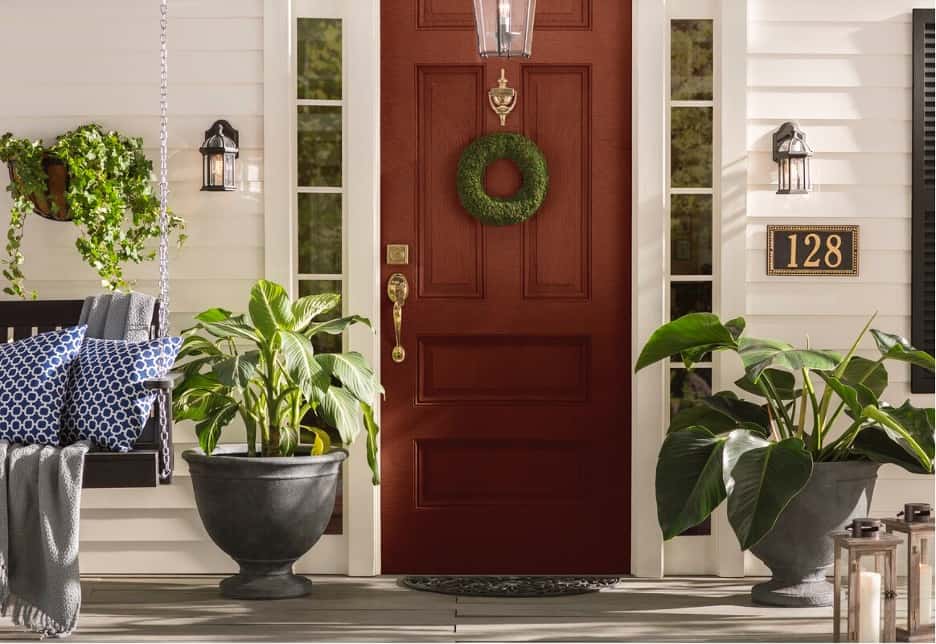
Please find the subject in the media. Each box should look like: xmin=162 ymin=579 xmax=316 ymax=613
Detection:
xmin=265 ymin=0 xmax=745 ymax=577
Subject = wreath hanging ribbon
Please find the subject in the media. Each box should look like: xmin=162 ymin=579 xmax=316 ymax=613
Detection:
xmin=456 ymin=133 xmax=549 ymax=226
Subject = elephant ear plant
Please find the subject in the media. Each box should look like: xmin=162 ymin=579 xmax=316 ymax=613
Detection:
xmin=173 ymin=280 xmax=382 ymax=483
xmin=636 ymin=312 xmax=934 ymax=550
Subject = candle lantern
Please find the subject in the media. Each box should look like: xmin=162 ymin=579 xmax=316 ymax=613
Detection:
xmin=772 ymin=121 xmax=813 ymax=194
xmin=884 ymin=504 xmax=935 ymax=642
xmin=199 ymin=120 xmax=239 ymax=191
xmin=833 ymin=519 xmax=900 ymax=643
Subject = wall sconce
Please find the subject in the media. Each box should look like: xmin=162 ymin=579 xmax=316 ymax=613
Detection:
xmin=199 ymin=120 xmax=239 ymax=191
xmin=772 ymin=121 xmax=813 ymax=195
xmin=472 ymin=0 xmax=536 ymax=58
xmin=833 ymin=519 xmax=900 ymax=643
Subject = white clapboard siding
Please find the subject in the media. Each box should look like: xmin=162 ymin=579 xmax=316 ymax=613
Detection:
xmin=745 ymin=0 xmax=934 ymax=544
xmin=0 ymin=1 xmax=270 ymax=574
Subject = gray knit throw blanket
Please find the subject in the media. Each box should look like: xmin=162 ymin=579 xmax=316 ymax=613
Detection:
xmin=0 ymin=440 xmax=89 ymax=637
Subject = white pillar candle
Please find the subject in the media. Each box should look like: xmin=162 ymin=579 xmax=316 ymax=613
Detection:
xmin=858 ymin=570 xmax=882 ymax=643
xmin=920 ymin=563 xmax=933 ymax=627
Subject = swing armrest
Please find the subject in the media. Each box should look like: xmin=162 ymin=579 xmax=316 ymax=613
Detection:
xmin=143 ymin=378 xmax=173 ymax=391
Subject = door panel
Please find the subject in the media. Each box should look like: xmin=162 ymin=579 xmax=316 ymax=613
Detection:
xmin=381 ymin=0 xmax=631 ymax=574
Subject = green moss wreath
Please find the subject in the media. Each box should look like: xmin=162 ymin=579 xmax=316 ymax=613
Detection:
xmin=456 ymin=133 xmax=548 ymax=226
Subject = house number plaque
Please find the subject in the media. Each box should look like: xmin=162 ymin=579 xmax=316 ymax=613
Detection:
xmin=767 ymin=225 xmax=859 ymax=276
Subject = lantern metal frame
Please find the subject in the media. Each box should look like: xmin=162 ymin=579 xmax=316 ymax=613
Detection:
xmin=772 ymin=121 xmax=813 ymax=195
xmin=472 ymin=0 xmax=537 ymax=58
xmin=199 ymin=119 xmax=239 ymax=192
xmin=833 ymin=520 xmax=900 ymax=643
xmin=884 ymin=504 xmax=935 ymax=642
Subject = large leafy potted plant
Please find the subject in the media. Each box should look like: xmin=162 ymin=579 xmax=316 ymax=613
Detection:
xmin=174 ymin=280 xmax=381 ymax=599
xmin=0 ymin=124 xmax=185 ymax=298
xmin=636 ymin=313 xmax=934 ymax=607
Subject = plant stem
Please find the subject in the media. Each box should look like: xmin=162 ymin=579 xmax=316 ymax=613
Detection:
xmin=763 ymin=375 xmax=794 ymax=439
xmin=817 ymin=311 xmax=878 ymax=426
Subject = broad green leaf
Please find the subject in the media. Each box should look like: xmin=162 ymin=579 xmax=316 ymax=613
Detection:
xmin=279 ymin=330 xmax=329 ymax=393
xmin=870 ymin=330 xmax=935 ymax=372
xmin=852 ymin=427 xmax=930 ymax=475
xmin=669 ymin=404 xmax=740 ymax=434
xmin=199 ymin=321 xmax=261 ymax=344
xmin=176 ymin=334 xmax=223 ymax=360
xmin=842 ymin=356 xmax=888 ymax=398
xmin=655 ymin=427 xmax=728 ymax=540
xmin=195 ymin=307 xmax=234 ymax=323
xmin=635 ymin=313 xmax=740 ymax=372
xmin=860 ymin=404 xmax=934 ymax=473
xmin=735 ymin=369 xmax=799 ymax=400
xmin=362 ymin=402 xmax=380 ymax=485
xmin=315 ymin=352 xmax=384 ymax=403
xmin=292 ymin=293 xmax=340 ymax=331
xmin=212 ymin=351 xmax=259 ymax=388
xmin=195 ymin=402 xmax=238 ymax=455
xmin=314 ymin=385 xmax=365 ymax=445
xmin=738 ymin=337 xmax=840 ymax=382
xmin=722 ymin=429 xmax=770 ymax=494
xmin=300 ymin=426 xmax=332 ymax=456
xmin=725 ymin=436 xmax=813 ymax=549
xmin=818 ymin=374 xmax=878 ymax=415
xmin=725 ymin=317 xmax=746 ymax=341
xmin=249 ymin=279 xmax=294 ymax=338
xmin=305 ymin=315 xmax=372 ymax=337
xmin=700 ymin=392 xmax=770 ymax=432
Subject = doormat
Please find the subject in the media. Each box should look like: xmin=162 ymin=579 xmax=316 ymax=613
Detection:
xmin=400 ymin=576 xmax=623 ymax=597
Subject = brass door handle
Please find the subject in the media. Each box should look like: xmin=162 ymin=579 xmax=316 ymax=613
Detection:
xmin=387 ymin=273 xmax=409 ymax=363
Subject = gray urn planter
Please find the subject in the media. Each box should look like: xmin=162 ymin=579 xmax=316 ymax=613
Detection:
xmin=750 ymin=461 xmax=879 ymax=607
xmin=183 ymin=445 xmax=347 ymax=600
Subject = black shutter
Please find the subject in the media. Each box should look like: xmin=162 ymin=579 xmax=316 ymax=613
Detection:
xmin=912 ymin=8 xmax=935 ymax=394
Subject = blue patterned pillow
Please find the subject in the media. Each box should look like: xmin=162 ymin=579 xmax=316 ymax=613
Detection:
xmin=61 ymin=336 xmax=181 ymax=452
xmin=0 ymin=326 xmax=86 ymax=446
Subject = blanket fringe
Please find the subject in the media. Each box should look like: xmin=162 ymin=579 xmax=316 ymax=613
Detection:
xmin=0 ymin=563 xmax=75 ymax=638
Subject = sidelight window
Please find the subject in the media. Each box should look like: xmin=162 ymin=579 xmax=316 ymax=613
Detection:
xmin=296 ymin=17 xmax=344 ymax=354
xmin=667 ymin=17 xmax=716 ymax=536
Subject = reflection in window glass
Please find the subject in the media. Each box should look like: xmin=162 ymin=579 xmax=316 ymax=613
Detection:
xmin=671 ymin=20 xmax=713 ymax=101
xmin=299 ymin=280 xmax=343 ymax=354
xmin=298 ymin=19 xmax=342 ymax=100
xmin=298 ymin=106 xmax=342 ymax=187
xmin=671 ymin=107 xmax=712 ymax=188
xmin=671 ymin=195 xmax=712 ymax=275
xmin=671 ymin=282 xmax=712 ymax=321
xmin=298 ymin=194 xmax=342 ymax=275
xmin=670 ymin=368 xmax=712 ymax=417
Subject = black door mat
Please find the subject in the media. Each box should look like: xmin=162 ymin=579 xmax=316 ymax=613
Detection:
xmin=400 ymin=576 xmax=623 ymax=597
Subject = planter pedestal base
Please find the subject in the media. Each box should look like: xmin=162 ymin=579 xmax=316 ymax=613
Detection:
xmin=220 ymin=563 xmax=314 ymax=600
xmin=751 ymin=573 xmax=832 ymax=607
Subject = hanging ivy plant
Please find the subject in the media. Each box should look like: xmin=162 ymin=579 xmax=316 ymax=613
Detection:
xmin=456 ymin=132 xmax=548 ymax=226
xmin=0 ymin=124 xmax=185 ymax=298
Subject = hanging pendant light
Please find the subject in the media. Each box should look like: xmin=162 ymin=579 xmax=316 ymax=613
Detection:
xmin=473 ymin=0 xmax=536 ymax=58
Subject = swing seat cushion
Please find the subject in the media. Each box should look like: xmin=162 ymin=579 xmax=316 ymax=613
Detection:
xmin=0 ymin=326 xmax=86 ymax=446
xmin=61 ymin=336 xmax=181 ymax=452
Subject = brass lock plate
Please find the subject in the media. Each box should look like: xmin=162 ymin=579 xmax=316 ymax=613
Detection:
xmin=386 ymin=244 xmax=410 ymax=265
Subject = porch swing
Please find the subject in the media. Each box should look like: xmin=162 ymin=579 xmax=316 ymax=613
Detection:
xmin=0 ymin=0 xmax=174 ymax=489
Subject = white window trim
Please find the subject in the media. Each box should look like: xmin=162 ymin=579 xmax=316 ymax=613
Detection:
xmin=264 ymin=0 xmax=381 ymax=576
xmin=631 ymin=0 xmax=746 ymax=578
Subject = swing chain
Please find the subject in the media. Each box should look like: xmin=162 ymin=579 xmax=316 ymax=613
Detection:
xmin=157 ymin=0 xmax=172 ymax=481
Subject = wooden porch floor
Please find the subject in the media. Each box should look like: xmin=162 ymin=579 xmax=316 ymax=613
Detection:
xmin=1 ymin=576 xmax=835 ymax=642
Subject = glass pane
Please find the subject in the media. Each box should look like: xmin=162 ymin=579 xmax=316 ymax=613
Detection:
xmin=671 ymin=195 xmax=713 ymax=275
xmin=670 ymin=368 xmax=712 ymax=417
xmin=297 ymin=18 xmax=342 ymax=100
xmin=298 ymin=106 xmax=342 ymax=187
xmin=671 ymin=107 xmax=712 ymax=188
xmin=299 ymin=280 xmax=342 ymax=354
xmin=671 ymin=20 xmax=713 ymax=101
xmin=671 ymin=281 xmax=712 ymax=320
xmin=298 ymin=194 xmax=342 ymax=274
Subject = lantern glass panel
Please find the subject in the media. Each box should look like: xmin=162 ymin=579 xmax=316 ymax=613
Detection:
xmin=209 ymin=153 xmax=225 ymax=188
xmin=224 ymin=152 xmax=236 ymax=189
xmin=472 ymin=0 xmax=536 ymax=58
xmin=833 ymin=533 xmax=899 ymax=643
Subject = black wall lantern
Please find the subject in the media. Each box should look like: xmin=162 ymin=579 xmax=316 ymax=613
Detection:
xmin=199 ymin=120 xmax=239 ymax=191
xmin=772 ymin=121 xmax=813 ymax=195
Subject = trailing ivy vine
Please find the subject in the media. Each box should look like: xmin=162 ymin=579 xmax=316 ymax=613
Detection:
xmin=0 ymin=124 xmax=185 ymax=298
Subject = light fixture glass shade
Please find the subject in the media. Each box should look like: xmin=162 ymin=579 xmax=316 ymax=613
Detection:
xmin=472 ymin=0 xmax=536 ymax=58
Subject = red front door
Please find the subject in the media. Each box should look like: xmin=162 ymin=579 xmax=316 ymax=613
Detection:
xmin=380 ymin=0 xmax=631 ymax=574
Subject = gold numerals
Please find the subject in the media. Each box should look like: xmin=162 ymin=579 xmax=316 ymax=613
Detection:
xmin=767 ymin=225 xmax=858 ymax=276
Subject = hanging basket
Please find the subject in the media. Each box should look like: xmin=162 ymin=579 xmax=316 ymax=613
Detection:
xmin=6 ymin=155 xmax=71 ymax=221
